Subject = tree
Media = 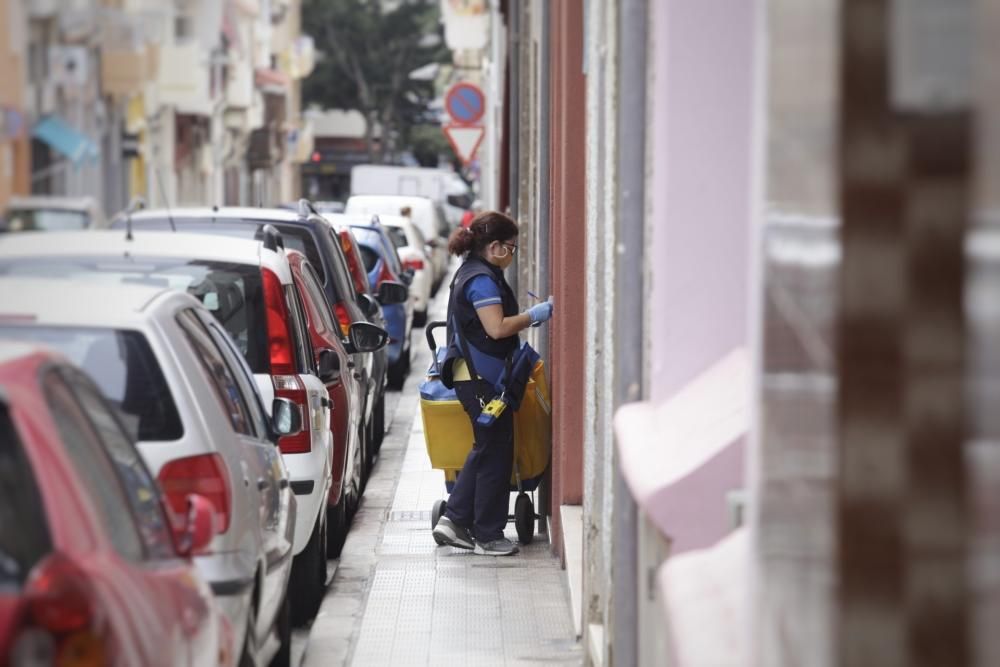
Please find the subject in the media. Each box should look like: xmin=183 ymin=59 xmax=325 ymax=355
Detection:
xmin=302 ymin=0 xmax=449 ymax=163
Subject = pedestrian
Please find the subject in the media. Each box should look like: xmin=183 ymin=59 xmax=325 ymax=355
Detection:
xmin=431 ymin=211 xmax=554 ymax=556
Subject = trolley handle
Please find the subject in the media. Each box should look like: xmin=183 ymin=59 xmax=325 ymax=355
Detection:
xmin=426 ymin=320 xmax=447 ymax=375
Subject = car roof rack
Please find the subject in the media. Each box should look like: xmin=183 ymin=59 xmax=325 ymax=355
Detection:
xmin=260 ymin=224 xmax=285 ymax=252
xmin=297 ymin=198 xmax=319 ymax=219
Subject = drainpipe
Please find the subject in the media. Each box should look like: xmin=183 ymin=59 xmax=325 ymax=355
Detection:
xmin=506 ymin=0 xmax=521 ymax=295
xmin=536 ymin=0 xmax=552 ymax=522
xmin=612 ymin=0 xmax=648 ymax=663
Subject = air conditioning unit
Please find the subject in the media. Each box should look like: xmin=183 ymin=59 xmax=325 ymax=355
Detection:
xmin=49 ymin=46 xmax=89 ymax=89
xmin=27 ymin=0 xmax=58 ymax=18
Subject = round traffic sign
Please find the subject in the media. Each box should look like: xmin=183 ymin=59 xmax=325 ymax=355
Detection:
xmin=445 ymin=82 xmax=486 ymax=125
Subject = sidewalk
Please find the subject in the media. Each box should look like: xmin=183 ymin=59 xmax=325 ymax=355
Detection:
xmin=302 ymin=289 xmax=582 ymax=666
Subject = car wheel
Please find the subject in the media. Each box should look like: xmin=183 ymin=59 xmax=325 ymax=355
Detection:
xmin=238 ymin=601 xmax=258 ymax=667
xmin=326 ymin=492 xmax=349 ymax=558
xmin=289 ymin=513 xmax=326 ymax=627
xmin=268 ymin=594 xmax=291 ymax=667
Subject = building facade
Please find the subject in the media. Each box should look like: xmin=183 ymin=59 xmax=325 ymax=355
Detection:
xmin=0 ymin=0 xmax=313 ymax=215
xmin=473 ymin=1 xmax=1000 ymax=665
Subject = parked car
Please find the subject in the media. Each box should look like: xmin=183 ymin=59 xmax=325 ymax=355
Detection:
xmin=284 ymin=248 xmax=389 ymax=546
xmin=1 ymin=195 xmax=105 ymax=231
xmin=374 ymin=213 xmax=433 ymax=327
xmin=344 ymin=194 xmax=451 ymax=291
xmin=105 ymin=207 xmax=404 ymax=543
xmin=349 ymin=165 xmax=472 ymax=228
xmin=0 ymin=228 xmax=359 ymax=621
xmin=0 ymin=341 xmax=230 ymax=667
xmin=347 ymin=217 xmax=415 ymax=389
xmin=330 ymin=224 xmax=392 ymax=449
xmin=0 ymin=277 xmax=297 ymax=666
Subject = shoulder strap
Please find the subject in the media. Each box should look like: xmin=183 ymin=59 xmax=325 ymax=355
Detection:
xmin=450 ymin=313 xmax=480 ymax=380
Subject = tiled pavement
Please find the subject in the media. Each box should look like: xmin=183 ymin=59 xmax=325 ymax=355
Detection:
xmin=300 ymin=286 xmax=582 ymax=667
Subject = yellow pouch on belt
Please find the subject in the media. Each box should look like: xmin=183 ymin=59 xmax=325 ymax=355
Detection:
xmin=452 ymin=358 xmax=473 ymax=382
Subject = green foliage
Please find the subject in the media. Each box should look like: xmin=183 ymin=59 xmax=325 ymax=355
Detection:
xmin=407 ymin=124 xmax=452 ymax=167
xmin=302 ymin=0 xmax=450 ymax=161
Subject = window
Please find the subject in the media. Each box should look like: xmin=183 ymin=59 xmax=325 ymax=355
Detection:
xmin=0 ymin=403 xmax=51 ymax=585
xmin=359 ymin=245 xmax=379 ymax=273
xmin=45 ymin=371 xmax=145 ymax=562
xmin=325 ymin=241 xmax=360 ymax=308
xmin=0 ymin=258 xmax=269 ymax=375
xmin=204 ymin=318 xmax=271 ymax=440
xmin=284 ymin=285 xmax=315 ymax=373
xmin=300 ymin=262 xmax=339 ymax=335
xmin=386 ymin=226 xmax=409 ymax=250
xmin=0 ymin=326 xmax=184 ymax=442
xmin=177 ymin=310 xmax=254 ymax=437
xmin=68 ymin=372 xmax=175 ymax=560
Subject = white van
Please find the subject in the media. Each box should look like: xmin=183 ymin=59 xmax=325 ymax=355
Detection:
xmin=350 ymin=165 xmax=473 ymax=227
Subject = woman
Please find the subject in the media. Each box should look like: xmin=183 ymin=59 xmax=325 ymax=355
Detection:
xmin=431 ymin=211 xmax=554 ymax=556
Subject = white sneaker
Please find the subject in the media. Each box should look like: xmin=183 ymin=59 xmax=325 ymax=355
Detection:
xmin=474 ymin=537 xmax=519 ymax=556
xmin=432 ymin=516 xmax=474 ymax=550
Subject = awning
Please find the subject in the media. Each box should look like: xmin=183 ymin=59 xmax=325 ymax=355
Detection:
xmin=255 ymin=67 xmax=289 ymax=95
xmin=614 ymin=347 xmax=750 ymax=554
xmin=32 ymin=116 xmax=99 ymax=163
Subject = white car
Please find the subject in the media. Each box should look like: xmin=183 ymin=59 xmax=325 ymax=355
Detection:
xmin=375 ymin=214 xmax=433 ymax=326
xmin=0 ymin=278 xmax=297 ymax=665
xmin=344 ymin=194 xmax=451 ymax=290
xmin=0 ymin=229 xmax=336 ymax=626
xmin=1 ymin=195 xmax=105 ymax=231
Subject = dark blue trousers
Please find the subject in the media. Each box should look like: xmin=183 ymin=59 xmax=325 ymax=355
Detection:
xmin=444 ymin=378 xmax=514 ymax=543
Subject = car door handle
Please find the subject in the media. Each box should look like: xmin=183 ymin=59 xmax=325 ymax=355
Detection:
xmin=257 ymin=478 xmax=269 ymax=491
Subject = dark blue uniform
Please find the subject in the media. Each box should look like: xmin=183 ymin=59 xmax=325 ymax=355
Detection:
xmin=443 ymin=256 xmax=520 ymax=543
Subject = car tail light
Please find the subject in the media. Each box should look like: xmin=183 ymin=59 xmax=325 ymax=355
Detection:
xmin=261 ymin=267 xmax=295 ymax=375
xmin=273 ymin=374 xmax=311 ymax=454
xmin=377 ymin=260 xmax=395 ymax=288
xmin=334 ymin=302 xmax=351 ymax=337
xmin=12 ymin=554 xmax=107 ymax=667
xmin=403 ymin=257 xmax=424 ymax=272
xmin=158 ymin=454 xmax=232 ymax=535
xmin=339 ymin=234 xmax=370 ymax=295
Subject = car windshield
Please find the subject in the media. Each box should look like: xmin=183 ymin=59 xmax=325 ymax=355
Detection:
xmin=0 ymin=257 xmax=269 ymax=374
xmin=0 ymin=403 xmax=51 ymax=587
xmin=0 ymin=327 xmax=183 ymax=442
xmin=2 ymin=208 xmax=89 ymax=232
xmin=111 ymin=218 xmax=326 ymax=284
xmin=385 ymin=226 xmax=408 ymax=249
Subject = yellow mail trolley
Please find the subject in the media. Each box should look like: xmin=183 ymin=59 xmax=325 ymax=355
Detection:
xmin=419 ymin=322 xmax=552 ymax=544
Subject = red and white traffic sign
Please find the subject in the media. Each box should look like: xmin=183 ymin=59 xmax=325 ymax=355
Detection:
xmin=443 ymin=124 xmax=485 ymax=166
xmin=445 ymin=82 xmax=486 ymax=125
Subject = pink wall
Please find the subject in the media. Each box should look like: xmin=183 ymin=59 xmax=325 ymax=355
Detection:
xmin=650 ymin=0 xmax=756 ymax=403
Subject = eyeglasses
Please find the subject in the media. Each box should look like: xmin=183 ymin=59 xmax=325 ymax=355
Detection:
xmin=502 ymin=242 xmax=518 ymax=255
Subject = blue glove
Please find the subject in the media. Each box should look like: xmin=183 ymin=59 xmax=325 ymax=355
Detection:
xmin=527 ymin=301 xmax=553 ymax=326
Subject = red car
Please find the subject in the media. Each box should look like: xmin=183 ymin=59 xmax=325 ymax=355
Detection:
xmin=284 ymin=250 xmax=388 ymax=554
xmin=0 ymin=342 xmax=230 ymax=667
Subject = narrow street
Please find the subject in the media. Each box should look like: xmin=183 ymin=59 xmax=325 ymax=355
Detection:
xmin=295 ymin=282 xmax=581 ymax=666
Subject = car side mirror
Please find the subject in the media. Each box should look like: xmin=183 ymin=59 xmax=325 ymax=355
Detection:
xmin=316 ymin=348 xmax=340 ymax=383
xmin=358 ymin=292 xmax=380 ymax=318
xmin=377 ymin=280 xmax=408 ymax=304
xmin=271 ymin=397 xmax=303 ymax=437
xmin=400 ymin=271 xmax=414 ymax=287
xmin=175 ymin=494 xmax=216 ymax=557
xmin=349 ymin=322 xmax=389 ymax=353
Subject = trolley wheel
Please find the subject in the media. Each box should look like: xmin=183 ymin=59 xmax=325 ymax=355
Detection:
xmin=514 ymin=493 xmax=535 ymax=545
xmin=431 ymin=499 xmax=448 ymax=545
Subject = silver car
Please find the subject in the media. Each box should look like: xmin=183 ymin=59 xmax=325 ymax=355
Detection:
xmin=0 ymin=277 xmax=298 ymax=666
